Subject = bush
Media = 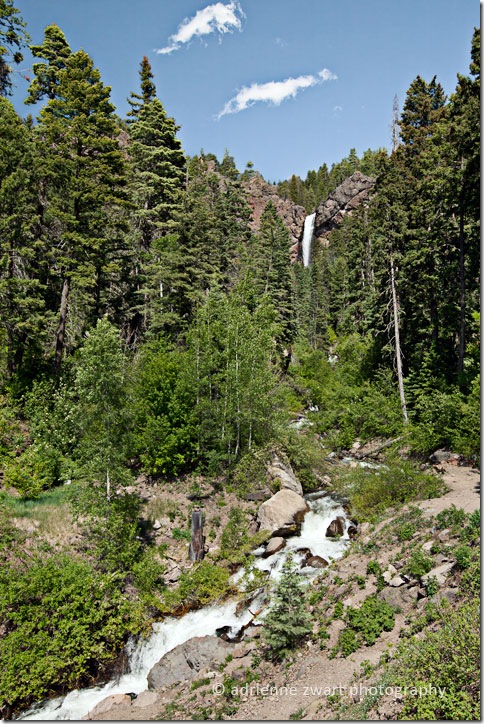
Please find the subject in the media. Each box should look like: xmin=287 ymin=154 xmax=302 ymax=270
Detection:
xmin=333 ymin=457 xmax=445 ymax=521
xmin=162 ymin=561 xmax=233 ymax=613
xmin=333 ymin=595 xmax=395 ymax=657
xmin=389 ymin=600 xmax=480 ymax=720
xmin=0 ymin=553 xmax=143 ymax=717
xmin=3 ymin=442 xmax=62 ymax=498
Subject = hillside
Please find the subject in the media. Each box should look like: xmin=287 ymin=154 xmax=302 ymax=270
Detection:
xmin=0 ymin=8 xmax=480 ymax=721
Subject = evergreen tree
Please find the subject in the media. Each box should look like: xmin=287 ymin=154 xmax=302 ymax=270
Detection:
xmin=250 ymin=201 xmax=296 ymax=352
xmin=263 ymin=555 xmax=312 ymax=660
xmin=25 ymin=23 xmax=71 ymax=104
xmin=0 ymin=0 xmax=28 ymax=96
xmin=125 ymin=57 xmax=186 ymax=344
xmin=32 ymin=43 xmax=129 ymax=372
xmin=0 ymin=99 xmax=44 ymax=377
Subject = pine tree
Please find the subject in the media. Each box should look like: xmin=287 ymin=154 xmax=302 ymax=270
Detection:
xmin=263 ymin=555 xmax=312 ymax=660
xmin=0 ymin=99 xmax=44 ymax=376
xmin=0 ymin=0 xmax=28 ymax=96
xmin=251 ymin=201 xmax=296 ymax=351
xmin=33 ymin=44 xmax=129 ymax=372
xmin=25 ymin=23 xmax=71 ymax=104
xmin=125 ymin=57 xmax=186 ymax=344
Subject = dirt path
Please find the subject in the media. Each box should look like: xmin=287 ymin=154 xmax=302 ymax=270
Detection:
xmin=419 ymin=461 xmax=480 ymax=516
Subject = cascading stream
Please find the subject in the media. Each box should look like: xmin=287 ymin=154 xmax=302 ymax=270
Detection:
xmin=20 ymin=494 xmax=351 ymax=721
xmin=302 ymin=212 xmax=316 ymax=267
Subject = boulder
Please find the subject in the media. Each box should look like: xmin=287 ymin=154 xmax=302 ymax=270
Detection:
xmin=257 ymin=489 xmax=309 ymax=536
xmin=379 ymin=585 xmax=419 ymax=609
xmin=347 ymin=525 xmax=358 ymax=539
xmin=132 ymin=691 xmax=161 ymax=709
xmin=87 ymin=694 xmax=132 ymax=718
xmin=421 ymin=562 xmax=455 ymax=587
xmin=326 ymin=516 xmax=346 ymax=538
xmin=266 ymin=453 xmax=303 ymax=495
xmin=305 ymin=555 xmax=329 ymax=569
xmin=147 ymin=635 xmax=232 ymax=690
xmin=430 ymin=448 xmax=454 ymax=463
xmin=263 ymin=536 xmax=286 ymax=557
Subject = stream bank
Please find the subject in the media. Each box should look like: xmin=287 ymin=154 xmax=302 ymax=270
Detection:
xmin=82 ymin=461 xmax=479 ymax=721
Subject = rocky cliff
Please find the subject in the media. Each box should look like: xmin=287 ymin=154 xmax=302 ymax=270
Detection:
xmin=243 ymin=171 xmax=377 ymax=264
xmin=243 ymin=174 xmax=306 ymax=264
xmin=313 ymin=171 xmax=376 ymax=245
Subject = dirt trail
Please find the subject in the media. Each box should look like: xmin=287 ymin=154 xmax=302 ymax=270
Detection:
xmin=419 ymin=461 xmax=480 ymax=516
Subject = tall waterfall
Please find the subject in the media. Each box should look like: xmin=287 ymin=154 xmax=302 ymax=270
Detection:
xmin=302 ymin=212 xmax=316 ymax=267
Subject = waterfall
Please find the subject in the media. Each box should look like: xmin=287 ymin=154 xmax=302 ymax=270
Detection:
xmin=20 ymin=494 xmax=351 ymax=721
xmin=302 ymin=212 xmax=316 ymax=267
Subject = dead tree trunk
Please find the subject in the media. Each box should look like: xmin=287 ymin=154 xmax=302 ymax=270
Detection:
xmin=390 ymin=254 xmax=408 ymax=424
xmin=189 ymin=509 xmax=205 ymax=561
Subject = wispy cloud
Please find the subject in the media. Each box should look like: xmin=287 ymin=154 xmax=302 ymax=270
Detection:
xmin=156 ymin=1 xmax=244 ymax=55
xmin=217 ymin=68 xmax=337 ymax=118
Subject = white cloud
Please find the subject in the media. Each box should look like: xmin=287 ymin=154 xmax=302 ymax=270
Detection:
xmin=333 ymin=105 xmax=343 ymax=112
xmin=319 ymin=68 xmax=338 ymax=81
xmin=217 ymin=68 xmax=337 ymax=118
xmin=156 ymin=1 xmax=244 ymax=55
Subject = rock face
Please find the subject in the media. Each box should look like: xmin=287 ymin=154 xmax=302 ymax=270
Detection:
xmin=266 ymin=453 xmax=303 ymax=495
xmin=243 ymin=174 xmax=306 ymax=263
xmin=147 ymin=636 xmax=232 ymax=690
xmin=313 ymin=171 xmax=376 ymax=245
xmin=257 ymin=489 xmax=310 ymax=537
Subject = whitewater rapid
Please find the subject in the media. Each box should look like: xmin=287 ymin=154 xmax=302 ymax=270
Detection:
xmin=20 ymin=494 xmax=350 ymax=720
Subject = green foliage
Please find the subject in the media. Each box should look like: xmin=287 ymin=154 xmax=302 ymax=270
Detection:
xmin=334 ymin=595 xmax=395 ymax=657
xmin=366 ymin=560 xmax=385 ymax=591
xmin=0 ymin=0 xmax=29 ymax=96
xmin=0 ymin=553 xmax=143 ymax=717
xmin=3 ymin=441 xmax=61 ymax=498
xmin=406 ymin=549 xmax=433 ymax=578
xmin=133 ymin=338 xmax=197 ymax=476
xmin=172 ymin=527 xmax=191 ymax=541
xmin=333 ymin=457 xmax=444 ymax=521
xmin=263 ymin=555 xmax=312 ymax=660
xmin=162 ymin=561 xmax=233 ymax=613
xmin=389 ymin=600 xmax=480 ymax=720
xmin=454 ymin=545 xmax=472 ymax=571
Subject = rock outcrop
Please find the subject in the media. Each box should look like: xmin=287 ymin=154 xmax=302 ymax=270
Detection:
xmin=266 ymin=453 xmax=303 ymax=496
xmin=257 ymin=489 xmax=309 ymax=537
xmin=243 ymin=174 xmax=306 ymax=263
xmin=313 ymin=171 xmax=376 ymax=245
xmin=147 ymin=636 xmax=232 ymax=690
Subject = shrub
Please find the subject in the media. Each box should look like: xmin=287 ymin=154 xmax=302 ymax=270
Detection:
xmin=406 ymin=549 xmax=433 ymax=578
xmin=162 ymin=561 xmax=233 ymax=613
xmin=333 ymin=595 xmax=395 ymax=657
xmin=389 ymin=600 xmax=480 ymax=720
xmin=3 ymin=442 xmax=62 ymax=498
xmin=0 ymin=554 xmax=142 ymax=717
xmin=333 ymin=457 xmax=445 ymax=521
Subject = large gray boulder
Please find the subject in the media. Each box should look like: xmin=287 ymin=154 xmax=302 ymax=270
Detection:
xmin=147 ymin=636 xmax=232 ymax=690
xmin=267 ymin=453 xmax=303 ymax=495
xmin=257 ymin=489 xmax=309 ymax=537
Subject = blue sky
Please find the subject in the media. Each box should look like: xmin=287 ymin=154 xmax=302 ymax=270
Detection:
xmin=9 ymin=0 xmax=479 ymax=182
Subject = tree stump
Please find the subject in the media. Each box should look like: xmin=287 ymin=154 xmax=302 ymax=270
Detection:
xmin=189 ymin=509 xmax=205 ymax=561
